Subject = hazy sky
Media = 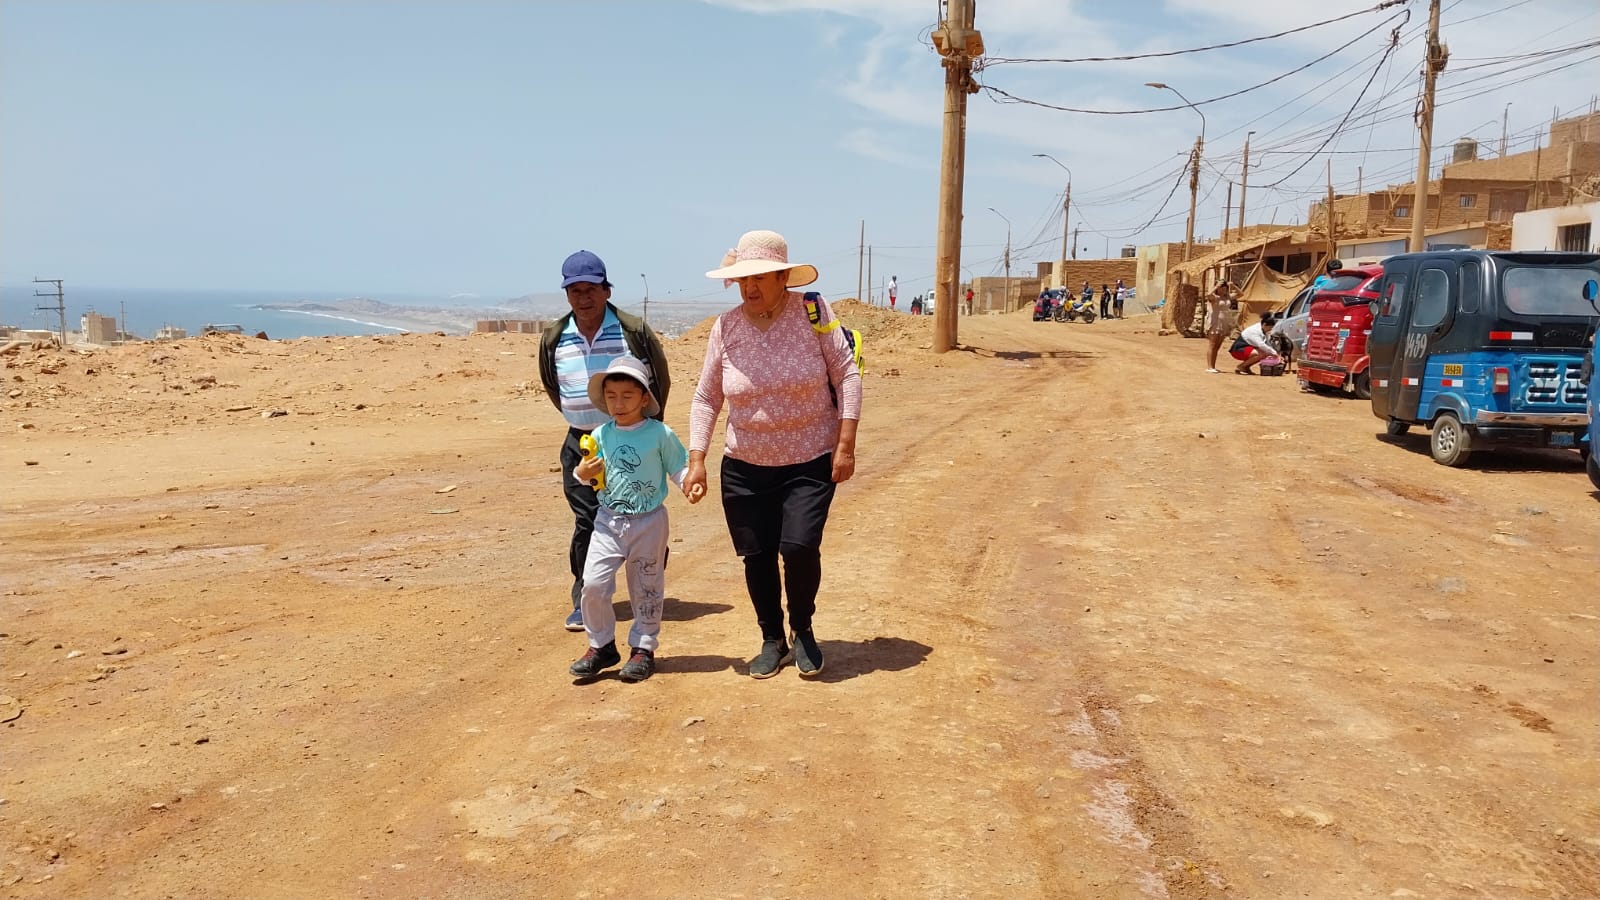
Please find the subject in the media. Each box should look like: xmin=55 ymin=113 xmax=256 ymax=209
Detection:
xmin=2 ymin=0 xmax=1596 ymax=307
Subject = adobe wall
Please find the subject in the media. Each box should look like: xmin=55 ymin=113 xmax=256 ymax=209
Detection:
xmin=1055 ymin=258 xmax=1137 ymax=293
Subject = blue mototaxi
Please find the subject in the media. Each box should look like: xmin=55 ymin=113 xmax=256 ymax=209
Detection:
xmin=1585 ymin=279 xmax=1600 ymax=490
xmin=1366 ymin=250 xmax=1599 ymax=467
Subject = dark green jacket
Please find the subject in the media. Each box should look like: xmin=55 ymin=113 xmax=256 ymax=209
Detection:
xmin=538 ymin=304 xmax=671 ymax=421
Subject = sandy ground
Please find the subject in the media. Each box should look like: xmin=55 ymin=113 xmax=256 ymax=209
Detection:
xmin=2 ymin=305 xmax=1596 ymax=899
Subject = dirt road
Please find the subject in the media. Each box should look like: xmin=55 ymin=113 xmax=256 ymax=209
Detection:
xmin=3 ymin=309 xmax=1596 ymax=898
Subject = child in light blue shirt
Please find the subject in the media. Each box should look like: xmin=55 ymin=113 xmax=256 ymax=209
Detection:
xmin=569 ymin=357 xmax=698 ymax=682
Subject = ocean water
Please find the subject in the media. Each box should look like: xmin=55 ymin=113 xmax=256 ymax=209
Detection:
xmin=0 ymin=286 xmax=550 ymax=340
xmin=0 ymin=284 xmax=742 ymax=341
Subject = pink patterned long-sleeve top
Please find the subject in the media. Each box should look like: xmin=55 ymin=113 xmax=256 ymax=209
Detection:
xmin=689 ymin=292 xmax=862 ymax=467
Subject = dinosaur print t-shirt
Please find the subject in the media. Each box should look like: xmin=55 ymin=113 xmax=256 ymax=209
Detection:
xmin=592 ymin=418 xmax=689 ymax=516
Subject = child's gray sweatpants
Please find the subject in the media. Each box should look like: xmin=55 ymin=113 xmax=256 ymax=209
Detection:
xmin=580 ymin=505 xmax=668 ymax=653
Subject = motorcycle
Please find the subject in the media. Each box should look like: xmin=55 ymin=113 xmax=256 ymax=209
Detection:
xmin=1062 ymin=296 xmax=1098 ymax=323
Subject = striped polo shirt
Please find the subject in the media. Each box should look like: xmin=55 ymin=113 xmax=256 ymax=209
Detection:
xmin=553 ymin=307 xmax=637 ymax=431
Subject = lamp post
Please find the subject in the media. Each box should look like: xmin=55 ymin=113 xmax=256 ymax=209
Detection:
xmin=988 ymin=206 xmax=1012 ymax=311
xmin=640 ymin=274 xmax=650 ymax=324
xmin=1032 ymin=153 xmax=1073 ymax=288
xmin=1147 ymin=82 xmax=1205 ymax=264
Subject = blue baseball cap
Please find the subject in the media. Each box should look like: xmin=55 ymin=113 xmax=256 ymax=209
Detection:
xmin=561 ymin=250 xmax=610 ymax=289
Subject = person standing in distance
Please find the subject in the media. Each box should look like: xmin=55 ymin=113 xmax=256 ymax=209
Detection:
xmin=538 ymin=250 xmax=671 ymax=631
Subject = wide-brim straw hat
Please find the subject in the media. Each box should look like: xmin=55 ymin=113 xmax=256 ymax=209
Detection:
xmin=587 ymin=356 xmax=661 ymax=418
xmin=705 ymin=230 xmax=818 ymax=287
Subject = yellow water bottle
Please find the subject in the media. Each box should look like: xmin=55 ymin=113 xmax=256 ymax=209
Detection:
xmin=578 ymin=434 xmax=605 ymax=491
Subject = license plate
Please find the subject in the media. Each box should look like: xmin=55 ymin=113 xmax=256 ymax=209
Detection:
xmin=1443 ymin=363 xmax=1463 ymax=376
xmin=1335 ymin=329 xmax=1349 ymax=352
xmin=1550 ymin=432 xmax=1576 ymax=447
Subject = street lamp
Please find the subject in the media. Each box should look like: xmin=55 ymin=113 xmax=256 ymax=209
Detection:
xmin=988 ymin=206 xmax=1012 ymax=311
xmin=640 ymin=273 xmax=649 ymax=324
xmin=1032 ymin=153 xmax=1073 ymax=288
xmin=1147 ymin=82 xmax=1205 ymax=264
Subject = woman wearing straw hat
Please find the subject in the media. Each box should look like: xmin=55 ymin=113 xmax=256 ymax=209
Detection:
xmin=686 ymin=230 xmax=863 ymax=679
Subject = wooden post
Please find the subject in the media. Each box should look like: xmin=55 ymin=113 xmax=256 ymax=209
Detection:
xmin=1223 ymin=180 xmax=1234 ymax=243
xmin=1326 ymin=159 xmax=1337 ymax=263
xmin=1410 ymin=0 xmax=1446 ymax=252
xmin=856 ymin=220 xmax=864 ymax=303
xmin=931 ymin=0 xmax=981 ymax=352
xmin=1237 ymin=131 xmax=1252 ymax=239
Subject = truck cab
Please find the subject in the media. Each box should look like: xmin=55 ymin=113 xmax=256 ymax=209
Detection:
xmin=1298 ymin=263 xmax=1386 ymax=398
xmin=1366 ymin=251 xmax=1599 ymax=466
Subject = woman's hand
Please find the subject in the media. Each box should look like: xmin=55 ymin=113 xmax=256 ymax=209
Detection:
xmin=831 ymin=448 xmax=856 ymax=483
xmin=683 ymin=456 xmax=708 ymax=503
xmin=832 ymin=420 xmax=859 ymax=483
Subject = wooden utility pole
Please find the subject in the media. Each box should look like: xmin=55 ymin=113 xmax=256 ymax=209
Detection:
xmin=1326 ymin=159 xmax=1337 ymax=263
xmin=1410 ymin=0 xmax=1447 ymax=253
xmin=931 ymin=0 xmax=982 ymax=352
xmin=1184 ymin=136 xmax=1202 ymax=262
xmin=1237 ymin=131 xmax=1253 ymax=239
xmin=1223 ymin=181 xmax=1234 ymax=243
xmin=33 ymin=278 xmax=66 ymax=345
xmin=867 ymin=245 xmax=873 ymax=305
xmin=1532 ymin=132 xmax=1543 ymax=208
xmin=856 ymin=220 xmax=864 ymax=303
xmin=1072 ymin=226 xmax=1080 ymax=261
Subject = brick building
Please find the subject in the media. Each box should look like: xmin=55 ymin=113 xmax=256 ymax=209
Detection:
xmin=1037 ymin=258 xmax=1138 ymax=295
xmin=1311 ymin=111 xmax=1600 ymax=238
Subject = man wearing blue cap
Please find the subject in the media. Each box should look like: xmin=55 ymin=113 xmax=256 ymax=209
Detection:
xmin=539 ymin=250 xmax=671 ymax=631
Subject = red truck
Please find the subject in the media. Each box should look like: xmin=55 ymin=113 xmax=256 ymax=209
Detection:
xmin=1297 ymin=263 xmax=1386 ymax=399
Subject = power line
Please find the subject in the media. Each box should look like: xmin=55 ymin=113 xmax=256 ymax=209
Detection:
xmin=1256 ymin=23 xmax=1403 ymax=189
xmin=981 ymin=0 xmax=1407 ymax=66
xmin=978 ymin=7 xmax=1407 ymax=116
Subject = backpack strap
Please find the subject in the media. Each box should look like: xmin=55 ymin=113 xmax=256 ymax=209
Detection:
xmin=802 ymin=292 xmax=842 ymax=335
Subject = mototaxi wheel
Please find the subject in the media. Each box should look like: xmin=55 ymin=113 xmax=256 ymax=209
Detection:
xmin=1587 ymin=451 xmax=1600 ymax=491
xmin=1384 ymin=418 xmax=1409 ymax=437
xmin=1353 ymin=370 xmax=1372 ymax=401
xmin=1429 ymin=412 xmax=1472 ymax=467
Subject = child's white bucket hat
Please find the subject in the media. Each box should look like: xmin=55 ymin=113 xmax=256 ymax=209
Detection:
xmin=587 ymin=356 xmax=660 ymax=418
xmin=705 ymin=230 xmax=819 ymax=288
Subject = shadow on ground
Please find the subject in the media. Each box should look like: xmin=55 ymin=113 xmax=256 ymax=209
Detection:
xmin=810 ymin=636 xmax=933 ymax=683
xmin=958 ymin=345 xmax=1097 ymax=361
xmin=1376 ymin=433 xmax=1587 ymax=474
xmin=659 ymin=654 xmax=740 ymax=675
xmin=607 ymin=598 xmax=735 ymax=623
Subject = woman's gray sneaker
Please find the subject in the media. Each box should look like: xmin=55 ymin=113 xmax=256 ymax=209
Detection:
xmin=792 ymin=630 xmax=824 ymax=677
xmin=749 ymin=640 xmax=790 ymax=679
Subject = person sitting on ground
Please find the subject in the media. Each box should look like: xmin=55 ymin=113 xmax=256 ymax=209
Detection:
xmin=1230 ymin=313 xmax=1281 ymax=375
xmin=568 ymin=357 xmax=699 ymax=683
